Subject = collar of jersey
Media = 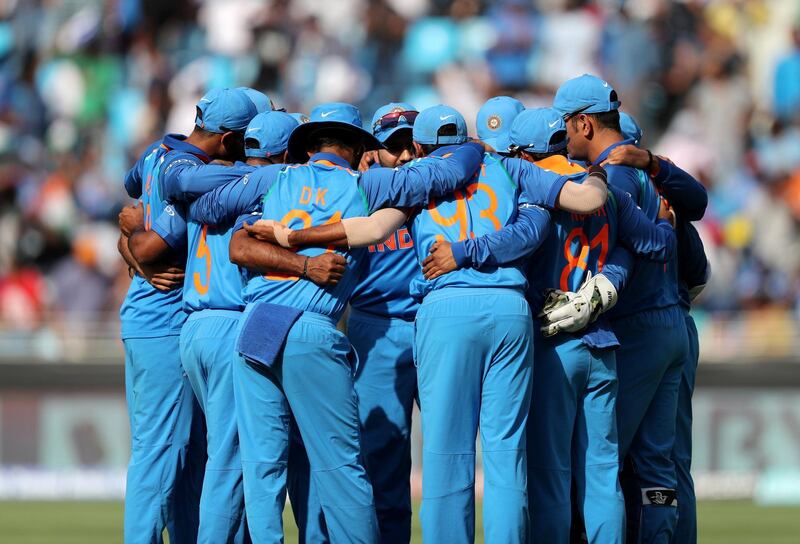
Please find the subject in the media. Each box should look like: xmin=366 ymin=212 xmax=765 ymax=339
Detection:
xmin=593 ymin=137 xmax=636 ymax=165
xmin=309 ymin=152 xmax=351 ymax=169
xmin=162 ymin=133 xmax=211 ymax=162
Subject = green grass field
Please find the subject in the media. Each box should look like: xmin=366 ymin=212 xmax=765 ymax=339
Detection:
xmin=0 ymin=500 xmax=797 ymax=543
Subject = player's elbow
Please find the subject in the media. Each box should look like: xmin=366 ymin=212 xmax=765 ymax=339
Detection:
xmin=129 ymin=232 xmax=164 ymax=265
xmin=229 ymin=230 xmax=249 ymax=267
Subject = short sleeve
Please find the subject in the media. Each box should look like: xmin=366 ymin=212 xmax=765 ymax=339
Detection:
xmin=151 ymin=203 xmax=188 ymax=250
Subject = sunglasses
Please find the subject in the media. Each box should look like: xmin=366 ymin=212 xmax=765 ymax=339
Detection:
xmin=373 ymin=110 xmax=419 ymax=132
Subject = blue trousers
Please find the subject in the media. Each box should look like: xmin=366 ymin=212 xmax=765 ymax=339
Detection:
xmin=415 ymin=287 xmax=532 ymax=544
xmin=671 ymin=313 xmax=699 ymax=544
xmin=528 ymin=333 xmax=625 ymax=544
xmin=123 ymin=336 xmax=205 ymax=544
xmin=180 ymin=310 xmax=250 ymax=544
xmin=347 ymin=308 xmax=416 ymax=544
xmin=614 ymin=306 xmax=688 ymax=544
xmin=234 ymin=310 xmax=378 ymax=543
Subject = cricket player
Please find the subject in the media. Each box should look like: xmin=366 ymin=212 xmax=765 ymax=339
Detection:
xmin=190 ymin=102 xmax=488 ymax=542
xmin=118 ymin=87 xmax=257 ymax=543
xmin=602 ymin=134 xmax=710 ymax=544
xmin=169 ymin=110 xmax=294 ymax=543
xmin=420 ymin=107 xmax=678 ymax=543
xmin=161 ymin=109 xmax=332 ymax=543
xmin=347 ymin=102 xmax=419 ymax=543
xmin=409 ymin=105 xmax=612 ymax=544
xmin=550 ymin=74 xmax=690 ymax=543
xmin=475 ymin=95 xmax=524 ymax=154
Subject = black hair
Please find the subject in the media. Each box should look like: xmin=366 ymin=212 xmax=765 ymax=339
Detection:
xmin=306 ymin=128 xmax=364 ymax=153
xmin=586 ymin=109 xmax=621 ymax=132
xmin=418 ymin=123 xmax=461 ymax=155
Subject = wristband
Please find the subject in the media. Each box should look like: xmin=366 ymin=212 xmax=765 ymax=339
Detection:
xmin=647 ymin=150 xmax=657 ymax=177
xmin=301 ymin=256 xmax=309 ymax=279
xmin=587 ymin=164 xmax=607 ymax=185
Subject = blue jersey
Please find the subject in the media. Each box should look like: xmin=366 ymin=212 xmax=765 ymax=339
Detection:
xmin=241 ymin=156 xmax=371 ymax=319
xmin=182 ymin=163 xmax=256 ymax=313
xmin=119 ymin=135 xmax=208 ymax=339
xmin=598 ymin=140 xmax=680 ymax=320
xmin=409 ymin=152 xmax=566 ymax=299
xmin=188 ymin=144 xmax=485 ymax=322
xmin=350 ymin=164 xmax=419 ymax=320
xmin=451 ymin=153 xmax=676 ymax=348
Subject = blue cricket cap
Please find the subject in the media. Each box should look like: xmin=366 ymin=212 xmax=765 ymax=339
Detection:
xmin=371 ymin=102 xmax=417 ymax=143
xmin=509 ymin=108 xmax=568 ymax=154
xmin=619 ymin=111 xmax=643 ymax=145
xmin=238 ymin=87 xmax=273 ymax=114
xmin=286 ymin=102 xmax=382 ymax=164
xmin=476 ymin=96 xmax=524 ymax=152
xmin=195 ymin=88 xmax=258 ymax=133
xmin=553 ymin=74 xmax=621 ymax=117
xmin=413 ymin=105 xmax=468 ymax=145
xmin=290 ymin=112 xmax=310 ymax=124
xmin=244 ymin=111 xmax=300 ymax=158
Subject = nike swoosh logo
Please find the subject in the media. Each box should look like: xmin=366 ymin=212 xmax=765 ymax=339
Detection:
xmin=246 ymin=127 xmax=259 ymax=133
xmin=439 ymin=115 xmax=454 ymax=121
xmin=320 ymin=110 xmax=338 ymax=118
xmin=200 ymin=98 xmax=212 ymax=103
xmin=602 ymin=81 xmax=609 ymax=88
xmin=548 ymin=120 xmax=559 ymax=128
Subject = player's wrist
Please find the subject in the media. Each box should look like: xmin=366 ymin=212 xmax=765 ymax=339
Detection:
xmin=587 ymin=164 xmax=607 ymax=185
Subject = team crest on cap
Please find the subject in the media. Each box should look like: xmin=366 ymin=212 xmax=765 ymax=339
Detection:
xmin=298 ymin=114 xmax=310 ymax=123
xmin=487 ymin=115 xmax=501 ymax=130
xmin=391 ymin=107 xmax=404 ymax=113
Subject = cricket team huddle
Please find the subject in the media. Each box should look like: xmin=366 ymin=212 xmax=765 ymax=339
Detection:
xmin=118 ymin=73 xmax=709 ymax=544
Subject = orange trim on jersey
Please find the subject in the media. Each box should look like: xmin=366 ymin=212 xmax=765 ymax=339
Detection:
xmin=312 ymin=159 xmax=353 ymax=172
xmin=534 ymin=155 xmax=586 ymax=176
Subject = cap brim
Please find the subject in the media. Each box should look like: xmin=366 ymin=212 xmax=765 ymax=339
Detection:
xmin=287 ymin=121 xmax=382 ymax=164
xmin=375 ymin=125 xmax=413 ymax=144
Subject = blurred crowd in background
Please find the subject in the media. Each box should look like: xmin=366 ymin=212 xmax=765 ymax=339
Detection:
xmin=0 ymin=0 xmax=799 ymax=361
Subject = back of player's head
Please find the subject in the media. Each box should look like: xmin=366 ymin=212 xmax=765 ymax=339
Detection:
xmin=286 ymin=102 xmax=382 ymax=163
xmin=476 ymin=96 xmax=524 ymax=152
xmin=244 ymin=111 xmax=300 ymax=160
xmin=508 ymin=108 xmax=568 ymax=160
xmin=413 ymin=105 xmax=467 ymax=154
xmin=195 ymin=88 xmax=258 ymax=134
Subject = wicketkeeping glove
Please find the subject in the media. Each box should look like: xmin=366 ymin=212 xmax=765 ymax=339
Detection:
xmin=538 ymin=272 xmax=618 ymax=337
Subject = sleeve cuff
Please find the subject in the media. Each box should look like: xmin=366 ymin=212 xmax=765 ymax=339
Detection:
xmin=151 ymin=222 xmax=184 ymax=250
xmin=546 ymin=175 xmax=569 ymax=209
xmin=451 ymin=241 xmax=470 ymax=268
xmin=653 ymin=158 xmax=671 ymax=185
xmin=656 ymin=218 xmax=672 ymax=228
